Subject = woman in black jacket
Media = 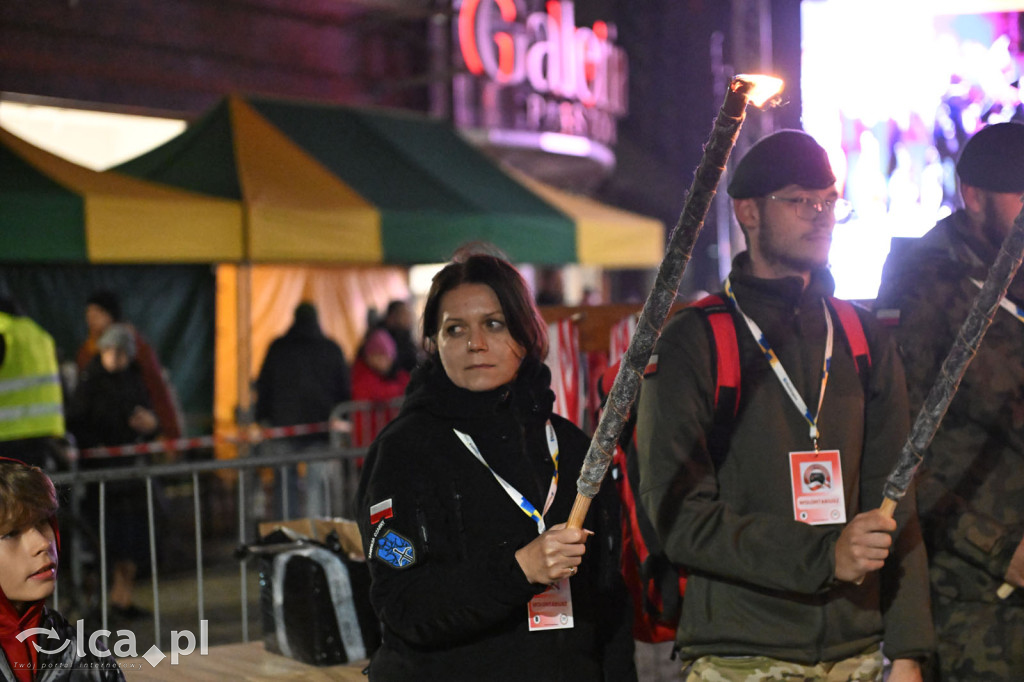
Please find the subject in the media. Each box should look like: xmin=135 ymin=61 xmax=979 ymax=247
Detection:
xmin=356 ymin=252 xmax=634 ymax=681
xmin=65 ymin=324 xmax=158 ymax=620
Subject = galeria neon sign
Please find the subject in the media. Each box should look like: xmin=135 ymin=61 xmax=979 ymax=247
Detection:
xmin=457 ymin=0 xmax=627 ymax=115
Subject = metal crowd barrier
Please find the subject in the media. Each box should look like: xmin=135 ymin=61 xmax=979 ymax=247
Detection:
xmin=47 ymin=397 xmax=402 ymax=650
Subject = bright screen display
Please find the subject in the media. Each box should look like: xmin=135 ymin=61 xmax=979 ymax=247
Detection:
xmin=801 ymin=2 xmax=1024 ymax=298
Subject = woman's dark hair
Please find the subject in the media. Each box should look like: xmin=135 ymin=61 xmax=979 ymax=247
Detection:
xmin=422 ymin=253 xmax=549 ymax=362
xmin=0 ymin=460 xmax=57 ymax=535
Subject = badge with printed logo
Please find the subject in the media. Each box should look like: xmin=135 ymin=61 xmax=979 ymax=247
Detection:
xmin=373 ymin=528 xmax=417 ymax=569
xmin=527 ymin=578 xmax=574 ymax=631
xmin=789 ymin=449 xmax=846 ymax=525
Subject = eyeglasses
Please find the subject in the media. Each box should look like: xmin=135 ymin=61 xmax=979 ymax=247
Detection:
xmin=767 ymin=195 xmax=855 ymax=223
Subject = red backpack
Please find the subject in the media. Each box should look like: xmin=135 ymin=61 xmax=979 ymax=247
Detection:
xmin=601 ymin=294 xmax=872 ymax=643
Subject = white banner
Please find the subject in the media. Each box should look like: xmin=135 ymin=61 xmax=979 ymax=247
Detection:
xmin=546 ymin=318 xmax=583 ymax=426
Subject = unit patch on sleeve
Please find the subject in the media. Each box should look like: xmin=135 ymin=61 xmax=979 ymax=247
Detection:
xmin=372 ymin=527 xmax=417 ymax=569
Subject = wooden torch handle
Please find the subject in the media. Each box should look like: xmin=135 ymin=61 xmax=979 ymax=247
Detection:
xmin=566 ymin=494 xmax=592 ymax=531
xmin=879 ymin=497 xmax=898 ymax=518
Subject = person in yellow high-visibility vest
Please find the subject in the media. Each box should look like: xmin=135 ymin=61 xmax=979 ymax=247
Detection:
xmin=0 ymin=297 xmax=66 ymax=470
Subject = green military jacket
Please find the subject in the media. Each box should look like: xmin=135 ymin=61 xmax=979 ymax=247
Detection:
xmin=877 ymin=212 xmax=1024 ymax=602
xmin=637 ymin=255 xmax=933 ymax=664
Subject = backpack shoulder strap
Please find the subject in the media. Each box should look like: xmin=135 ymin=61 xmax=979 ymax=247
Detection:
xmin=690 ymin=294 xmax=740 ymax=467
xmin=827 ymin=297 xmax=872 ymax=387
xmin=688 ymin=295 xmax=873 ymax=410
xmin=690 ymin=294 xmax=740 ymax=418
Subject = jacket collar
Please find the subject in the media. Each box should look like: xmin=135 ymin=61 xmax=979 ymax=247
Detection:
xmin=401 ymin=355 xmax=555 ymax=424
xmin=727 ymin=252 xmax=836 ymax=310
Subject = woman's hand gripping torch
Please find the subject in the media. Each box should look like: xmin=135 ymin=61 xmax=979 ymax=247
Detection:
xmin=565 ymin=75 xmax=784 ymax=530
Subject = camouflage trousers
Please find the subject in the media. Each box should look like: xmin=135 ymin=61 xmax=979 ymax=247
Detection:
xmin=932 ymin=592 xmax=1024 ymax=681
xmin=683 ymin=646 xmax=883 ymax=681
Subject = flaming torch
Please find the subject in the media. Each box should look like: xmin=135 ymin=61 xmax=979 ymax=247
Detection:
xmin=566 ymin=74 xmax=784 ymax=529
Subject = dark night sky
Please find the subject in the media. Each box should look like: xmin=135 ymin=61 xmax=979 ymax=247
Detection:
xmin=576 ymin=0 xmax=803 ymax=296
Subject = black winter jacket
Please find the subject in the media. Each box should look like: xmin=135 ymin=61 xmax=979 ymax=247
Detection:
xmin=66 ymin=357 xmax=156 ymax=451
xmin=356 ymin=357 xmax=635 ymax=681
xmin=255 ymin=314 xmax=351 ymax=446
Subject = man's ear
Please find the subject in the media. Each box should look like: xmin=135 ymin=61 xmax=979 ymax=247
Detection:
xmin=961 ymin=183 xmax=984 ymax=215
xmin=733 ymin=198 xmax=760 ymax=233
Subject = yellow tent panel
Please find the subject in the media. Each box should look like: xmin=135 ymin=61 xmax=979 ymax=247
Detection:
xmin=508 ymin=169 xmax=665 ymax=268
xmin=229 ymin=98 xmax=383 ymax=262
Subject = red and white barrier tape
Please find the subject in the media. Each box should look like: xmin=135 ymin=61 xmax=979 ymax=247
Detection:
xmin=70 ymin=421 xmax=337 ymax=460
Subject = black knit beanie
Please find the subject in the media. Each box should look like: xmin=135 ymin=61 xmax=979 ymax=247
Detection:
xmin=728 ymin=130 xmax=836 ymax=199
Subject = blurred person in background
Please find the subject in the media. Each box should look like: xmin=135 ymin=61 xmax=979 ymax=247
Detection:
xmin=0 ymin=297 xmax=66 ymax=471
xmin=349 ymin=328 xmax=410 ymax=448
xmin=376 ymin=299 xmax=421 ymax=374
xmin=76 ymin=290 xmax=182 ymax=441
xmin=255 ymin=302 xmax=351 ymax=519
xmin=534 ymin=267 xmax=566 ymax=306
xmin=67 ymin=323 xmax=160 ymax=620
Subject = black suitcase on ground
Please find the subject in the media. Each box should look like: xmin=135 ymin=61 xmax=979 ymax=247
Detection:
xmin=247 ymin=530 xmax=380 ymax=666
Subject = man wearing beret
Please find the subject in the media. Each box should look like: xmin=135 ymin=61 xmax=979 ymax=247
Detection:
xmin=637 ymin=130 xmax=934 ymax=680
xmin=876 ymin=122 xmax=1024 ymax=680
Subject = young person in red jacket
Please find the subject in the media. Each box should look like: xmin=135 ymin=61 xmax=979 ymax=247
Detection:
xmin=0 ymin=458 xmax=124 ymax=680
xmin=349 ymin=329 xmax=410 ymax=448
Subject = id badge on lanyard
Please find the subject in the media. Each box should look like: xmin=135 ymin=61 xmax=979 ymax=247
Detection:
xmin=789 ymin=449 xmax=846 ymax=525
xmin=454 ymin=421 xmax=575 ymax=630
xmin=725 ymin=278 xmax=848 ymax=524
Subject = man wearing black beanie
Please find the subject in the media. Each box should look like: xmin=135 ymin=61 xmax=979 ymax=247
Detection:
xmin=637 ymin=130 xmax=933 ymax=680
xmin=877 ymin=121 xmax=1024 ymax=680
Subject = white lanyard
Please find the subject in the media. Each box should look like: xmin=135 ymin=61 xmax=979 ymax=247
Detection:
xmin=724 ymin=277 xmax=833 ymax=448
xmin=969 ymin=278 xmax=1024 ymax=326
xmin=454 ymin=420 xmax=559 ymax=534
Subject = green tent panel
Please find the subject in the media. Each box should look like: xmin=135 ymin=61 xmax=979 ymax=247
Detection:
xmin=113 ymin=94 xmax=663 ymax=267
xmin=248 ymin=97 xmax=578 ymax=264
xmin=115 ymin=103 xmax=244 ymax=200
xmin=115 ymin=95 xmax=664 ymax=266
xmin=0 ymin=137 xmax=88 ymax=261
xmin=0 ymin=126 xmax=243 ymax=264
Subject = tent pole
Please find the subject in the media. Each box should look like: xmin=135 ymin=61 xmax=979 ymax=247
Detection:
xmin=236 ymin=263 xmax=253 ymax=441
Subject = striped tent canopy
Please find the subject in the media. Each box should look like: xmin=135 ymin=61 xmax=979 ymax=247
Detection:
xmin=0 ymin=126 xmax=243 ymax=263
xmin=114 ymin=95 xmax=663 ymax=267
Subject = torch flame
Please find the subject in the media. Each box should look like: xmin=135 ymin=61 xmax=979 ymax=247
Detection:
xmin=733 ymin=74 xmax=784 ymax=108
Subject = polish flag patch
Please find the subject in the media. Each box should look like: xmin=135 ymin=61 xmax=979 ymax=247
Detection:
xmin=644 ymin=353 xmax=659 ymax=377
xmin=370 ymin=498 xmax=394 ymax=525
xmin=875 ymin=308 xmax=901 ymax=327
